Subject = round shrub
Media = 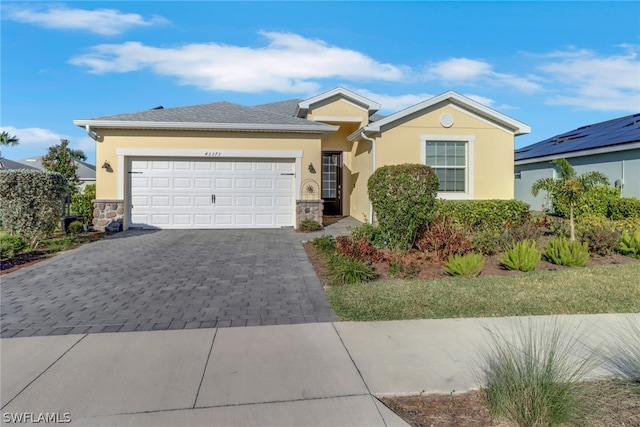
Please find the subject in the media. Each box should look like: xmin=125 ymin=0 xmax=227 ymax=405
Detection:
xmin=368 ymin=164 xmax=439 ymax=250
xmin=0 ymin=232 xmax=27 ymax=259
xmin=70 ymin=184 xmax=96 ymax=221
xmin=67 ymin=220 xmax=85 ymax=235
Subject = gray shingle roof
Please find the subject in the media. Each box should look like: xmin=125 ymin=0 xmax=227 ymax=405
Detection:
xmin=253 ymin=99 xmax=302 ymax=117
xmin=0 ymin=158 xmax=39 ymax=170
xmin=81 ymin=101 xmax=324 ymax=127
xmin=13 ymin=157 xmax=96 ymax=180
xmin=515 ymin=113 xmax=640 ymax=161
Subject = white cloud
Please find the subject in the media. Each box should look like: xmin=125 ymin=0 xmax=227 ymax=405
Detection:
xmin=426 ymin=57 xmax=542 ymax=93
xmin=70 ymin=32 xmax=408 ymax=93
xmin=0 ymin=126 xmax=94 ymax=159
xmin=538 ymin=46 xmax=640 ymax=111
xmin=3 ymin=5 xmax=168 ymax=36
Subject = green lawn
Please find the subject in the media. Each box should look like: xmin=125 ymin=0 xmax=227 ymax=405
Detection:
xmin=327 ymin=264 xmax=640 ymax=321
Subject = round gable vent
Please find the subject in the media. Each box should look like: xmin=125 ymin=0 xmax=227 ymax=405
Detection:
xmin=440 ymin=113 xmax=454 ymax=128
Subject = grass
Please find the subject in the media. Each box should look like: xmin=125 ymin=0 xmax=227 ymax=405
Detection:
xmin=326 ymin=264 xmax=640 ymax=321
xmin=478 ymin=320 xmax=599 ymax=426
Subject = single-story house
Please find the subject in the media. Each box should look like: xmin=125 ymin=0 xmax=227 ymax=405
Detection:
xmin=0 ymin=157 xmax=96 ymax=191
xmin=73 ymin=87 xmax=530 ymax=231
xmin=515 ymin=113 xmax=640 ymax=210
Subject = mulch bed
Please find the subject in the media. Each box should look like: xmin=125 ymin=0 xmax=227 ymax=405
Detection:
xmin=1 ymin=231 xmax=107 ymax=275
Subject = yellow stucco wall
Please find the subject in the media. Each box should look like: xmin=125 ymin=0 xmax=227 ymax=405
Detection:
xmin=95 ymin=129 xmax=322 ymax=200
xmin=373 ymin=105 xmax=515 ymax=200
xmin=307 ymin=99 xmax=369 ymax=126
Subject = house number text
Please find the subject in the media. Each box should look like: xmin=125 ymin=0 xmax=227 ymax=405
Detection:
xmin=204 ymin=151 xmax=222 ymax=157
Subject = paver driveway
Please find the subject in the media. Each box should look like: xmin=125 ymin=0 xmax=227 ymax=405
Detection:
xmin=1 ymin=230 xmax=336 ymax=338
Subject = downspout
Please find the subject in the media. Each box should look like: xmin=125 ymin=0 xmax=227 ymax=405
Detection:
xmin=85 ymin=125 xmax=100 ymax=141
xmin=360 ymin=132 xmax=376 ymax=224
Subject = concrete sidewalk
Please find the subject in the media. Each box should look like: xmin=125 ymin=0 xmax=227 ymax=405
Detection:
xmin=1 ymin=313 xmax=637 ymax=426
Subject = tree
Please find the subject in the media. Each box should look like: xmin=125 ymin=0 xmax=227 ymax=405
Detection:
xmin=41 ymin=139 xmax=87 ymax=194
xmin=531 ymin=158 xmax=609 ymax=241
xmin=0 ymin=131 xmax=20 ymax=158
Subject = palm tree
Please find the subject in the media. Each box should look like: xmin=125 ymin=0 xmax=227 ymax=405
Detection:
xmin=0 ymin=131 xmax=19 ymax=158
xmin=531 ymin=158 xmax=609 ymax=241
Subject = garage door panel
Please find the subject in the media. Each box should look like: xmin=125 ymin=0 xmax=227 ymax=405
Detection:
xmin=129 ymin=158 xmax=294 ymax=229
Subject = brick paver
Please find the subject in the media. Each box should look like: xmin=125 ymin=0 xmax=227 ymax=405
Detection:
xmin=1 ymin=229 xmax=336 ymax=337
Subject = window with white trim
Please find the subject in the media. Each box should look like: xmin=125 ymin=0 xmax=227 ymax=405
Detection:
xmin=425 ymin=141 xmax=467 ymax=192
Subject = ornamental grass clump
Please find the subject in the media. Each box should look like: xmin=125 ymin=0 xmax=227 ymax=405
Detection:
xmin=618 ymin=229 xmax=640 ymax=258
xmin=544 ymin=237 xmax=589 ymax=267
xmin=500 ymin=240 xmax=541 ymax=272
xmin=478 ymin=320 xmax=598 ymax=427
xmin=444 ymin=253 xmax=484 ymax=278
xmin=327 ymin=255 xmax=377 ymax=286
xmin=602 ymin=316 xmax=640 ymax=384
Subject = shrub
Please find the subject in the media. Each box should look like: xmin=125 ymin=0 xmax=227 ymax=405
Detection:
xmin=0 ymin=170 xmax=67 ymax=249
xmin=545 ymin=215 xmax=571 ymax=238
xmin=298 ymin=219 xmax=322 ymax=232
xmin=70 ymin=184 xmax=96 ymax=222
xmin=553 ymin=185 xmax=620 ymax=218
xmin=312 ymin=235 xmax=336 ymax=254
xmin=368 ymin=164 xmax=439 ymax=250
xmin=435 ymin=199 xmax=530 ymax=230
xmin=387 ymin=254 xmax=420 ymax=279
xmin=349 ymin=222 xmax=389 ymax=248
xmin=471 ymin=227 xmax=504 ymax=256
xmin=67 ymin=220 xmax=85 ymax=235
xmin=544 ymin=237 xmax=589 ymax=267
xmin=444 ymin=253 xmax=484 ymax=278
xmin=576 ymin=215 xmax=620 ymax=255
xmin=500 ymin=240 xmax=541 ymax=272
xmin=336 ymin=235 xmax=382 ymax=263
xmin=618 ymin=229 xmax=640 ymax=258
xmin=415 ymin=215 xmax=473 ymax=260
xmin=608 ymin=197 xmax=640 ymax=220
xmin=327 ymin=255 xmax=377 ymax=285
xmin=501 ymin=219 xmax=544 ymax=246
xmin=478 ymin=320 xmax=598 ymax=427
xmin=0 ymin=232 xmax=27 ymax=259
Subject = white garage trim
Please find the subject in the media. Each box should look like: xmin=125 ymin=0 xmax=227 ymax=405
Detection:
xmin=116 ymin=148 xmax=303 ymax=199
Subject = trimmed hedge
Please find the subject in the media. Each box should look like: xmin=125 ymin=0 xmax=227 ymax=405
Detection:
xmin=608 ymin=197 xmax=640 ymax=220
xmin=435 ymin=199 xmax=530 ymax=230
xmin=552 ymin=186 xmax=620 ymax=218
xmin=0 ymin=170 xmax=67 ymax=248
xmin=368 ymin=164 xmax=439 ymax=250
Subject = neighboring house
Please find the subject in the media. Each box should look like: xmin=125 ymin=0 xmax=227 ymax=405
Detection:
xmin=515 ymin=114 xmax=640 ymax=210
xmin=73 ymin=87 xmax=530 ymax=231
xmin=0 ymin=157 xmax=96 ymax=191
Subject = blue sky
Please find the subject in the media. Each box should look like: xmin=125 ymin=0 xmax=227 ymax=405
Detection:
xmin=2 ymin=1 xmax=639 ymax=165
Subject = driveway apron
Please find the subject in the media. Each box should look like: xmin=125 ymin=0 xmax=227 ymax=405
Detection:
xmin=1 ymin=229 xmax=336 ymax=338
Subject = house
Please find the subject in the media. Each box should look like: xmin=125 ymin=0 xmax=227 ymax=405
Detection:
xmin=73 ymin=87 xmax=530 ymax=231
xmin=0 ymin=157 xmax=96 ymax=191
xmin=515 ymin=113 xmax=640 ymax=210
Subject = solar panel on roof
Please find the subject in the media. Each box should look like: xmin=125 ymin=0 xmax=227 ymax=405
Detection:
xmin=515 ymin=113 xmax=640 ymax=161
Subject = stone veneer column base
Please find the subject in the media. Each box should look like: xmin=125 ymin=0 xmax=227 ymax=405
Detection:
xmin=93 ymin=199 xmax=124 ymax=232
xmin=296 ymin=199 xmax=324 ymax=229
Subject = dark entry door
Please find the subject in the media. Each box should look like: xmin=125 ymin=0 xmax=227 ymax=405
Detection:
xmin=322 ymin=152 xmax=342 ymax=216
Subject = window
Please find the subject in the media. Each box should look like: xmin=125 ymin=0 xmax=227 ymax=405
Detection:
xmin=425 ymin=141 xmax=466 ymax=192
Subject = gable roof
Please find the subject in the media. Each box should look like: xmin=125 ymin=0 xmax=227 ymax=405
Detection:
xmin=515 ymin=113 xmax=640 ymax=164
xmin=74 ymin=101 xmax=337 ymax=134
xmin=0 ymin=158 xmax=39 ymax=171
xmin=11 ymin=157 xmax=96 ymax=180
xmin=357 ymin=91 xmax=531 ymax=137
xmin=253 ymin=99 xmax=302 ymax=117
xmin=295 ymin=87 xmax=381 ymax=118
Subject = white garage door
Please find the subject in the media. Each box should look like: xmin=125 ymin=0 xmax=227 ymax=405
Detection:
xmin=129 ymin=158 xmax=295 ymax=229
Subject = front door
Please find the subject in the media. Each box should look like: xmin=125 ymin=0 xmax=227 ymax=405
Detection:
xmin=322 ymin=152 xmax=342 ymax=216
